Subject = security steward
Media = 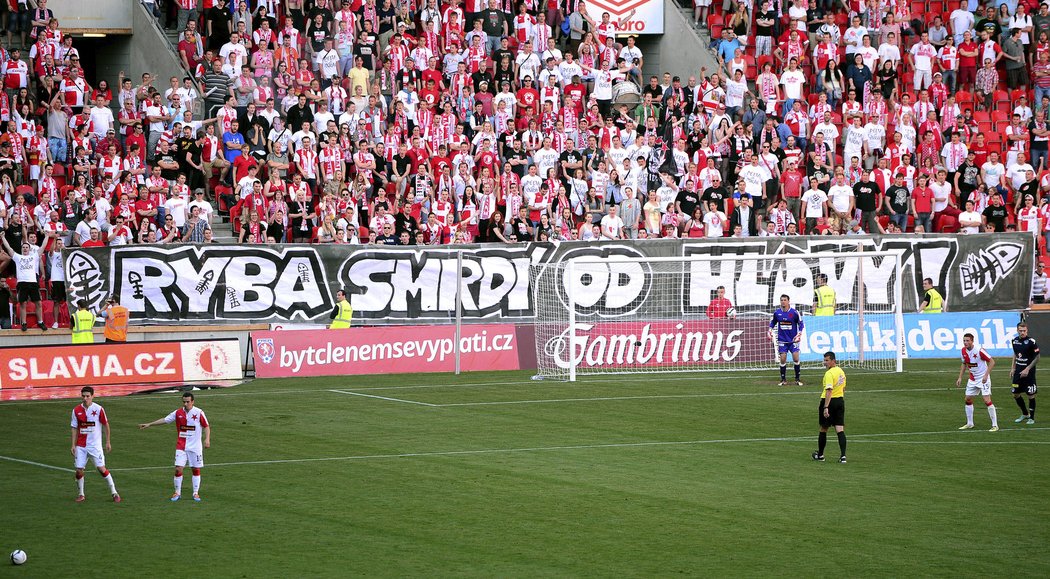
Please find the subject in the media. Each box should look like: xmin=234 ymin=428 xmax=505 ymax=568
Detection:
xmin=919 ymin=277 xmax=944 ymax=313
xmin=104 ymin=295 xmax=129 ymax=343
xmin=329 ymin=289 xmax=353 ymax=329
xmin=71 ymin=299 xmax=96 ymax=344
xmin=812 ymin=273 xmax=836 ymax=316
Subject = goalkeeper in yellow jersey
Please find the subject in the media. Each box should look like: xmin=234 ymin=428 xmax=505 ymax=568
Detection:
xmin=813 ymin=351 xmax=848 ymax=464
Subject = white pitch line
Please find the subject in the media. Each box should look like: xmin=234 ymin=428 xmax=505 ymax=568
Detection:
xmin=435 ymin=387 xmax=954 ymax=407
xmin=0 ymin=369 xmax=957 ymax=405
xmin=0 ymin=455 xmax=74 ymax=473
xmin=853 ymin=440 xmax=1050 ymax=445
xmin=107 ymin=428 xmax=1050 ymax=472
xmin=328 ymin=389 xmax=438 ymax=407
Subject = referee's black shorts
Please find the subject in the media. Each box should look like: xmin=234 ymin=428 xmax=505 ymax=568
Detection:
xmin=818 ymin=397 xmax=845 ymax=428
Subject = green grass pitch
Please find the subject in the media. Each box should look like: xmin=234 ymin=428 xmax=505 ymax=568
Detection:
xmin=2 ymin=360 xmax=1049 ymax=577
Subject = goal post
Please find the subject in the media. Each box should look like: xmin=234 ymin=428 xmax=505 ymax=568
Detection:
xmin=533 ymin=251 xmax=905 ymax=382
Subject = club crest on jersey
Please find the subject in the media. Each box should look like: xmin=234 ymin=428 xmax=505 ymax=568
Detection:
xmin=256 ymin=338 xmax=276 ymax=364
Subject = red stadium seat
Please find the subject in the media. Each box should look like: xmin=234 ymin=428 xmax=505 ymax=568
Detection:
xmin=993 ymin=89 xmax=1010 ymax=110
xmin=707 ymin=14 xmax=722 ymax=30
xmin=991 ymin=110 xmax=1010 ymax=125
xmin=972 ymin=110 xmax=990 ymax=123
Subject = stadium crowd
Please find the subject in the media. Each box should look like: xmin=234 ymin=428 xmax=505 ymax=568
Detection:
xmin=0 ymin=0 xmax=1049 ymax=258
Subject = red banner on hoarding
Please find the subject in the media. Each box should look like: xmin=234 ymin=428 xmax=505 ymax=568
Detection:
xmin=540 ymin=319 xmax=773 ymax=370
xmin=0 ymin=339 xmax=242 ymax=390
xmin=252 ymin=325 xmax=521 ymax=378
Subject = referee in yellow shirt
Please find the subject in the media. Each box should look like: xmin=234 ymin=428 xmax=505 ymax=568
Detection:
xmin=813 ymin=351 xmax=848 ymax=464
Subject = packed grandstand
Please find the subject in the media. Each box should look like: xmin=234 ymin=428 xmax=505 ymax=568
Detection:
xmin=2 ymin=0 xmax=1049 ymax=261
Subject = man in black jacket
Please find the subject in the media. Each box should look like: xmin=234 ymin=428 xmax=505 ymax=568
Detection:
xmin=730 ymin=192 xmax=758 ymax=236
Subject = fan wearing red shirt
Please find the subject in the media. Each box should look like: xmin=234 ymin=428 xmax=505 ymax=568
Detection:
xmin=957 ymin=31 xmax=979 ymax=89
xmin=516 ymin=78 xmax=540 ymax=113
xmin=135 ymin=188 xmax=158 ymax=230
xmin=419 ymin=78 xmax=440 ymax=107
xmin=429 ymin=145 xmax=451 ymax=177
xmin=968 ymin=133 xmax=991 ymax=167
xmin=780 ymin=163 xmax=806 ymax=217
xmin=406 ymin=136 xmax=431 ymax=173
xmin=564 ymin=77 xmax=587 ymax=116
xmin=475 ymin=139 xmax=498 ymax=176
xmin=911 ymin=174 xmax=935 ymax=231
xmin=707 ymin=286 xmax=736 ymax=318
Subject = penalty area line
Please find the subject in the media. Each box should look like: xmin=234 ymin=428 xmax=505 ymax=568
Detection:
xmin=107 ymin=428 xmax=1050 ymax=472
xmin=328 ymin=389 xmax=438 ymax=407
xmin=435 ymin=387 xmax=955 ymax=407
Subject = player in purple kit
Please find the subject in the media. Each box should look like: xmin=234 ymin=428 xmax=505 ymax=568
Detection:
xmin=769 ymin=294 xmax=805 ymax=386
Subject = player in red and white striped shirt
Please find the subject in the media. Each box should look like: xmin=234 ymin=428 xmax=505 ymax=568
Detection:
xmin=140 ymin=392 xmax=211 ymax=502
xmin=70 ymin=386 xmax=121 ymax=503
xmin=955 ymin=333 xmax=999 ymax=431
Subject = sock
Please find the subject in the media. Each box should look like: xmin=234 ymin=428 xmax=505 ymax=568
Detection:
xmin=101 ymin=470 xmax=117 ymax=495
xmin=1029 ymin=398 xmax=1036 ymax=420
xmin=837 ymin=431 xmax=847 ymax=457
xmin=817 ymin=431 xmax=827 ymax=455
xmin=794 ymin=364 xmax=801 ymax=381
xmin=965 ymin=403 xmax=974 ymax=425
xmin=1015 ymin=396 xmax=1030 ymax=416
xmin=76 ymin=472 xmax=84 ymax=496
xmin=987 ymin=402 xmax=998 ymax=427
xmin=174 ymin=475 xmax=183 ymax=495
xmin=192 ymin=468 xmax=201 ymax=495
xmin=780 ymin=364 xmax=787 ymax=381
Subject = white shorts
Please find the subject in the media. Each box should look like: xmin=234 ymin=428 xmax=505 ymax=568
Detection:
xmin=966 ymin=379 xmax=992 ymax=397
xmin=174 ymin=449 xmax=204 ymax=468
xmin=74 ymin=446 xmax=105 ymax=469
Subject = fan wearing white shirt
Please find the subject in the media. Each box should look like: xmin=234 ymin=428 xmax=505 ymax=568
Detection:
xmin=957 ymin=199 xmax=982 ymax=233
xmin=600 ymin=205 xmax=625 ymax=239
xmin=827 ymin=174 xmax=855 ymax=232
xmin=909 ymin=32 xmax=938 ymax=90
xmin=703 ymin=201 xmax=727 ymax=237
xmin=878 ymin=34 xmax=902 ymax=69
xmin=843 ymin=117 xmax=868 ymax=167
xmin=800 ymin=178 xmax=829 ymax=233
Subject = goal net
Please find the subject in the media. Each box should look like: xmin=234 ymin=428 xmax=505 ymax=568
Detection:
xmin=533 ymin=251 xmax=904 ymax=381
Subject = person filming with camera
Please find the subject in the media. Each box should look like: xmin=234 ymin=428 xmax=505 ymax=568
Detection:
xmin=103 ymin=296 xmax=130 ymax=343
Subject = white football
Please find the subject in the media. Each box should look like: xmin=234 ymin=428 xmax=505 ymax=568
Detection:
xmin=10 ymin=550 xmax=26 ymax=565
xmin=726 ymin=307 xmax=737 ymax=318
